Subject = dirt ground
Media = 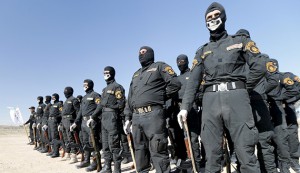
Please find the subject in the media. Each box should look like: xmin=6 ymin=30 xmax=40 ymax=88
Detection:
xmin=0 ymin=125 xmax=298 ymax=173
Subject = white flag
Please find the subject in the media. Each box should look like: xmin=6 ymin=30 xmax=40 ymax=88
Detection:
xmin=8 ymin=107 xmax=24 ymax=125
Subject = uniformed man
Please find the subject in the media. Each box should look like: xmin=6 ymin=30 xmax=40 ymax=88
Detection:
xmin=44 ymin=93 xmax=63 ymax=158
xmin=175 ymin=54 xmax=201 ymax=171
xmin=24 ymin=106 xmax=36 ymax=145
xmin=266 ymin=59 xmax=297 ymax=173
xmin=236 ymin=30 xmax=278 ymax=173
xmin=40 ymin=95 xmax=52 ymax=153
xmin=35 ymin=96 xmax=46 ymax=151
xmin=178 ymin=2 xmax=265 ymax=172
xmin=88 ymin=66 xmax=125 ymax=173
xmin=59 ymin=87 xmax=80 ymax=163
xmin=123 ymin=46 xmax=181 ymax=173
xmin=70 ymin=79 xmax=102 ymax=170
xmin=281 ymin=72 xmax=300 ymax=172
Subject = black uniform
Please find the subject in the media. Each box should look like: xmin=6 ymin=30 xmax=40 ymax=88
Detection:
xmin=176 ymin=54 xmax=201 ymax=171
xmin=74 ymin=79 xmax=102 ymax=168
xmin=246 ymin=54 xmax=278 ymax=173
xmin=281 ymin=72 xmax=300 ymax=171
xmin=181 ymin=3 xmax=265 ymax=173
xmin=47 ymin=93 xmax=63 ymax=157
xmin=125 ymin=46 xmax=181 ymax=173
xmin=61 ymin=87 xmax=80 ymax=154
xmin=40 ymin=96 xmax=51 ymax=153
xmin=24 ymin=109 xmax=36 ymax=143
xmin=95 ymin=66 xmax=125 ymax=173
xmin=35 ymin=96 xmax=46 ymax=150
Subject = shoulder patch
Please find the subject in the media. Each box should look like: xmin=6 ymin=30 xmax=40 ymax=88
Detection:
xmin=245 ymin=41 xmax=260 ymax=54
xmin=115 ymin=90 xmax=123 ymax=99
xmin=283 ymin=77 xmax=294 ymax=85
xmin=191 ymin=59 xmax=199 ymax=70
xmin=266 ymin=62 xmax=277 ymax=73
xmin=59 ymin=107 xmax=62 ymax=111
xmin=95 ymin=98 xmax=101 ymax=104
xmin=164 ymin=66 xmax=175 ymax=75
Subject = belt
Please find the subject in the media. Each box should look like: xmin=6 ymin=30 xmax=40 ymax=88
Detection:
xmin=134 ymin=105 xmax=162 ymax=114
xmin=103 ymin=107 xmax=116 ymax=112
xmin=62 ymin=115 xmax=72 ymax=119
xmin=83 ymin=116 xmax=91 ymax=121
xmin=49 ymin=117 xmax=55 ymax=120
xmin=205 ymin=81 xmax=245 ymax=92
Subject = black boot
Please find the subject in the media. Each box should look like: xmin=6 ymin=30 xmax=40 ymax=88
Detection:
xmin=98 ymin=161 xmax=112 ymax=173
xmin=86 ymin=160 xmax=97 ymax=172
xmin=51 ymin=146 xmax=60 ymax=158
xmin=290 ymin=158 xmax=300 ymax=173
xmin=76 ymin=151 xmax=91 ymax=169
xmin=113 ymin=160 xmax=121 ymax=173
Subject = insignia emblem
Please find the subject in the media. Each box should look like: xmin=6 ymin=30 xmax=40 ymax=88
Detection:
xmin=133 ymin=72 xmax=139 ymax=78
xmin=87 ymin=98 xmax=93 ymax=100
xmin=266 ymin=62 xmax=277 ymax=73
xmin=115 ymin=90 xmax=123 ymax=99
xmin=164 ymin=66 xmax=175 ymax=75
xmin=201 ymin=79 xmax=205 ymax=85
xmin=95 ymin=98 xmax=101 ymax=104
xmin=226 ymin=43 xmax=243 ymax=51
xmin=59 ymin=107 xmax=62 ymax=111
xmin=294 ymin=76 xmax=300 ymax=82
xmin=107 ymin=90 xmax=115 ymax=94
xmin=245 ymin=41 xmax=260 ymax=54
xmin=201 ymin=51 xmax=212 ymax=59
xmin=191 ymin=59 xmax=198 ymax=70
xmin=283 ymin=77 xmax=294 ymax=85
xmin=147 ymin=68 xmax=157 ymax=72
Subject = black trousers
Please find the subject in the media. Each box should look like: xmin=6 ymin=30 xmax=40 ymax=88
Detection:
xmin=269 ymin=101 xmax=291 ymax=163
xmin=101 ymin=111 xmax=121 ymax=162
xmin=251 ymin=99 xmax=276 ymax=173
xmin=132 ymin=107 xmax=170 ymax=173
xmin=201 ymin=89 xmax=260 ymax=173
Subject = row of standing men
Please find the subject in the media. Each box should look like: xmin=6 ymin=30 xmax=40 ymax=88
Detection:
xmin=24 ymin=2 xmax=300 ymax=173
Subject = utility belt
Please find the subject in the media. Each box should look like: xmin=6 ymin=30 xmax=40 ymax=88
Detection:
xmin=62 ymin=115 xmax=73 ymax=119
xmin=103 ymin=107 xmax=116 ymax=112
xmin=134 ymin=105 xmax=162 ymax=114
xmin=205 ymin=81 xmax=245 ymax=92
xmin=82 ymin=116 xmax=91 ymax=121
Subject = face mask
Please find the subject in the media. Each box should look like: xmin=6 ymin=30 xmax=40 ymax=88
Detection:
xmin=206 ymin=17 xmax=222 ymax=31
xmin=104 ymin=74 xmax=111 ymax=80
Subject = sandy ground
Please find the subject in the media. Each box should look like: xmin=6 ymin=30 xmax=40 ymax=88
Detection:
xmin=0 ymin=125 xmax=298 ymax=173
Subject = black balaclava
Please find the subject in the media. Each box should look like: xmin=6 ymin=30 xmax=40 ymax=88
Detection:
xmin=267 ymin=58 xmax=279 ymax=73
xmin=236 ymin=29 xmax=251 ymax=37
xmin=205 ymin=2 xmax=227 ymax=41
xmin=77 ymin=95 xmax=83 ymax=103
xmin=52 ymin=93 xmax=59 ymax=103
xmin=139 ymin=46 xmax=154 ymax=67
xmin=45 ymin=95 xmax=51 ymax=104
xmin=104 ymin=66 xmax=115 ymax=82
xmin=37 ymin=96 xmax=43 ymax=104
xmin=176 ymin=54 xmax=189 ymax=74
xmin=64 ymin=86 xmax=74 ymax=98
xmin=83 ymin=79 xmax=94 ymax=93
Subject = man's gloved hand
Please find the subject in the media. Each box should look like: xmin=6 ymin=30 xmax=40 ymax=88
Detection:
xmin=42 ymin=125 xmax=48 ymax=131
xmin=37 ymin=123 xmax=40 ymax=129
xmin=123 ymin=120 xmax=132 ymax=135
xmin=87 ymin=119 xmax=95 ymax=127
xmin=70 ymin=123 xmax=77 ymax=132
xmin=177 ymin=110 xmax=188 ymax=129
xmin=57 ymin=124 xmax=62 ymax=131
xmin=32 ymin=123 xmax=36 ymax=129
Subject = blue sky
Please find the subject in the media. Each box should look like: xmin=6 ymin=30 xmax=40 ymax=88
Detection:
xmin=1 ymin=0 xmax=299 ymax=124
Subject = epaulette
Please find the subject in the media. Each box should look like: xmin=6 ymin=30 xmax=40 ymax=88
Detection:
xmin=133 ymin=68 xmax=141 ymax=78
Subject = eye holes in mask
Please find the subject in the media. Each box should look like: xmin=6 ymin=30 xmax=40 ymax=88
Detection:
xmin=206 ymin=10 xmax=221 ymax=22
